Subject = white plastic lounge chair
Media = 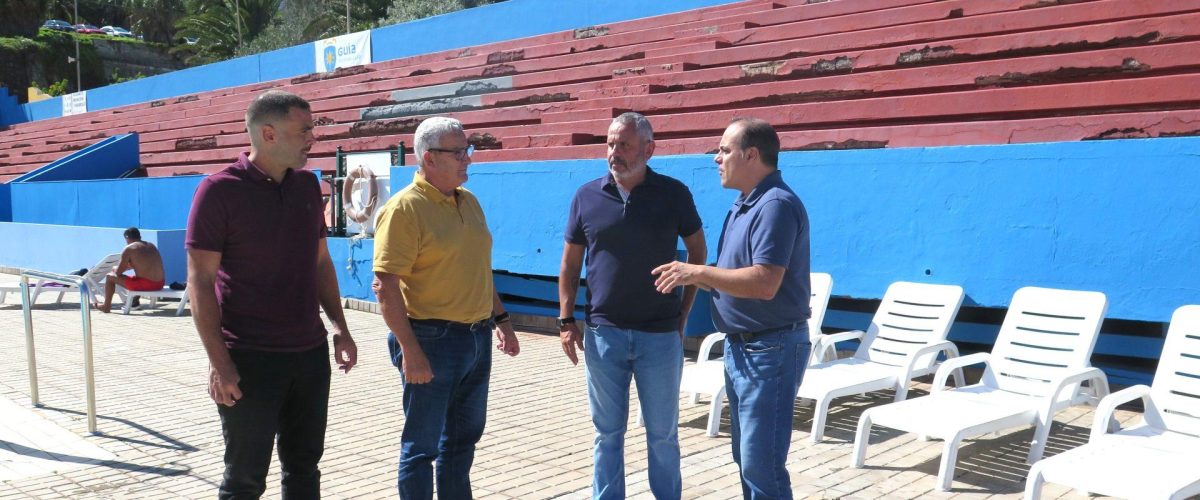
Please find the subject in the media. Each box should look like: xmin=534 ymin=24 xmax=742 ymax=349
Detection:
xmin=852 ymin=286 xmax=1111 ymax=492
xmin=1024 ymin=304 xmax=1200 ymax=500
xmin=118 ymin=286 xmax=190 ymax=316
xmin=36 ymin=253 xmax=122 ymax=306
xmin=0 ymin=254 xmax=121 ymax=306
xmin=669 ymin=272 xmax=833 ymax=436
xmin=798 ymin=281 xmax=965 ymax=443
xmin=0 ymin=278 xmax=34 ymax=304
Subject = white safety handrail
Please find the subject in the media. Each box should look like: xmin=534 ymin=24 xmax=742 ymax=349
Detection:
xmin=20 ymin=270 xmax=99 ymax=434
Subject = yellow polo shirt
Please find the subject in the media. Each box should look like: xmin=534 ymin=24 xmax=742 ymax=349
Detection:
xmin=373 ymin=171 xmax=494 ymax=323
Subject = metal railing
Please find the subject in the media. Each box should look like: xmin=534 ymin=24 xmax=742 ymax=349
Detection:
xmin=20 ymin=270 xmax=98 ymax=434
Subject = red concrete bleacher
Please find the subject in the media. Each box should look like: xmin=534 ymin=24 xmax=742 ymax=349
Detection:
xmin=2 ymin=0 xmax=1199 ymax=183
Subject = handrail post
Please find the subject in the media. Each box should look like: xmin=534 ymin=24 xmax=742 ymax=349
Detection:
xmin=79 ymin=281 xmax=97 ymax=434
xmin=19 ymin=270 xmax=100 ymax=434
xmin=20 ymin=276 xmax=40 ymax=406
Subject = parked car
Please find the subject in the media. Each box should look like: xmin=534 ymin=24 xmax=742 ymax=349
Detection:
xmin=100 ymin=26 xmax=134 ymax=38
xmin=42 ymin=20 xmax=75 ymax=32
xmin=73 ymin=24 xmax=104 ymax=34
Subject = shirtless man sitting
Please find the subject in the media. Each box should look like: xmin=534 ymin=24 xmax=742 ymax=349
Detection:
xmin=99 ymin=227 xmax=165 ymax=313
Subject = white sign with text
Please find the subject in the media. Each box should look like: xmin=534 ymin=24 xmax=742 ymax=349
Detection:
xmin=62 ymin=91 xmax=87 ymax=116
xmin=315 ymin=30 xmax=372 ymax=73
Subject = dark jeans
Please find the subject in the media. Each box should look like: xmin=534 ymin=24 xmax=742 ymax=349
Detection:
xmin=388 ymin=320 xmax=492 ymax=500
xmin=218 ymin=343 xmax=331 ymax=500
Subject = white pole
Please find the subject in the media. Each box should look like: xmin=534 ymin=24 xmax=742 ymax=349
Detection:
xmin=74 ymin=0 xmax=81 ymax=93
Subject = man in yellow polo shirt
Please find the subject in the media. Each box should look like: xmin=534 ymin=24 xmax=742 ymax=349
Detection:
xmin=372 ymin=116 xmax=520 ymax=499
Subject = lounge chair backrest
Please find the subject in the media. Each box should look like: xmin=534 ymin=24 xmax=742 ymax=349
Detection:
xmin=809 ymin=272 xmax=833 ymax=335
xmin=1146 ymin=304 xmax=1200 ymax=435
xmin=83 ymin=254 xmax=122 ymax=287
xmin=982 ymin=286 xmax=1107 ymax=399
xmin=854 ymin=282 xmax=965 ymax=367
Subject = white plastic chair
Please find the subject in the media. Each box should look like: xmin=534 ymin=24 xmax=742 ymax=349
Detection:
xmin=668 ymin=272 xmax=832 ymax=436
xmin=0 ymin=280 xmax=34 ymax=304
xmin=118 ymin=286 xmax=190 ymax=316
xmin=852 ymin=286 xmax=1112 ymax=492
xmin=1024 ymin=304 xmax=1200 ymax=500
xmin=0 ymin=254 xmax=121 ymax=306
xmin=798 ymin=281 xmax=965 ymax=443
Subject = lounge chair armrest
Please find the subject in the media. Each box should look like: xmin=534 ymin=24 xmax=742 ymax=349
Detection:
xmin=697 ymin=332 xmax=727 ymax=363
xmin=900 ymin=340 xmax=959 ymax=386
xmin=1089 ymin=384 xmax=1151 ymax=442
xmin=813 ymin=330 xmax=864 ymax=356
xmin=1039 ymin=367 xmax=1110 ymax=428
xmin=933 ymin=352 xmax=990 ymax=392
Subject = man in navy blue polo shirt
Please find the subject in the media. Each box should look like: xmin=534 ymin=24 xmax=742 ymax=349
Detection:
xmin=653 ymin=118 xmax=811 ymax=499
xmin=558 ymin=112 xmax=706 ymax=499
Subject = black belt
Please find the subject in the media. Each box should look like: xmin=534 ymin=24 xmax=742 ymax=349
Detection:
xmin=725 ymin=321 xmax=806 ymax=343
xmin=409 ymin=317 xmax=492 ymax=331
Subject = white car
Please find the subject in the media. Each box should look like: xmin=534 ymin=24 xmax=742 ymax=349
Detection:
xmin=100 ymin=26 xmax=134 ymax=38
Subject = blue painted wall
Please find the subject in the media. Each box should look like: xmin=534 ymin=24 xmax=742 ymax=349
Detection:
xmin=1 ymin=0 xmax=736 ymax=126
xmin=23 ymin=97 xmax=60 ymax=122
xmin=9 ymin=175 xmax=203 ymax=229
xmin=372 ymin=0 xmax=738 ymax=62
xmin=327 ymin=236 xmax=375 ymax=300
xmin=13 ymin=134 xmax=140 ymax=183
xmin=389 ymin=137 xmax=1200 ymax=324
xmin=0 ymin=87 xmax=25 ymax=127
xmin=0 ymin=223 xmax=186 ymax=283
xmin=0 ymin=184 xmax=10 ymax=222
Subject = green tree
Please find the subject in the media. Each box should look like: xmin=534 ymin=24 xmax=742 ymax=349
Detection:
xmin=173 ymin=0 xmax=279 ymax=64
xmin=123 ymin=0 xmax=187 ymax=44
xmin=379 ymin=0 xmax=503 ymax=27
xmin=1 ymin=0 xmax=52 ymax=37
xmin=235 ymin=0 xmax=326 ymax=56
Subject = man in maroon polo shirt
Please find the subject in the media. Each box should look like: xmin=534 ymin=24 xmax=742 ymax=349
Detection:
xmin=186 ymin=90 xmax=358 ymax=500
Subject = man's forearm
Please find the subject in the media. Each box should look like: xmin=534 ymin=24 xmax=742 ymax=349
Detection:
xmin=491 ymin=288 xmax=508 ymax=317
xmin=680 ymin=238 xmax=707 ymax=321
xmin=317 ymin=258 xmax=350 ymax=333
xmin=695 ymin=265 xmax=780 ymax=300
xmin=377 ymin=281 xmax=418 ymax=350
xmin=558 ymin=267 xmax=580 ymax=319
xmin=189 ymin=280 xmax=233 ymax=371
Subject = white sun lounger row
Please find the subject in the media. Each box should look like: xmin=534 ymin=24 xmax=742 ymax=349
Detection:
xmin=679 ymin=276 xmax=1198 ymax=499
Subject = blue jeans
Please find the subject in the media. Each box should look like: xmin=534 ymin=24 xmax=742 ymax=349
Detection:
xmin=585 ymin=324 xmax=683 ymax=500
xmin=724 ymin=325 xmax=810 ymax=500
xmin=388 ymin=320 xmax=493 ymax=500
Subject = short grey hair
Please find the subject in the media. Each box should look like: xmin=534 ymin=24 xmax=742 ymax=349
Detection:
xmin=414 ymin=116 xmax=465 ymax=166
xmin=611 ymin=112 xmax=653 ymax=142
xmin=246 ymin=90 xmax=310 ymax=130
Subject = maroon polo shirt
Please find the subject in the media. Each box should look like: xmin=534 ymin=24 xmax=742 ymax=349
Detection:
xmin=186 ymin=152 xmax=327 ymax=352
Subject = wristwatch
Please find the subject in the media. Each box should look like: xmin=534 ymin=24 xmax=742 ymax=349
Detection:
xmin=556 ymin=316 xmax=576 ymax=329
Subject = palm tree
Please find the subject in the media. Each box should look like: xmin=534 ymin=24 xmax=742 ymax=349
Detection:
xmin=123 ymin=0 xmax=187 ymax=44
xmin=173 ymin=0 xmax=278 ymax=64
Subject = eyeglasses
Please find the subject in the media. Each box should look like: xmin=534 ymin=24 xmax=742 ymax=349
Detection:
xmin=428 ymin=144 xmax=474 ymax=160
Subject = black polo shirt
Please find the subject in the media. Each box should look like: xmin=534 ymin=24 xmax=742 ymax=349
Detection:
xmin=566 ymin=167 xmax=702 ymax=332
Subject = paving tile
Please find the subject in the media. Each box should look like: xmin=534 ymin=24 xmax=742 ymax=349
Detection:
xmin=0 ymin=304 xmax=1139 ymax=498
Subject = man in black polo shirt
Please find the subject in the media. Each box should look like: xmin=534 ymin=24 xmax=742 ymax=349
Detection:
xmin=558 ymin=112 xmax=706 ymax=499
xmin=187 ymin=90 xmax=358 ymax=499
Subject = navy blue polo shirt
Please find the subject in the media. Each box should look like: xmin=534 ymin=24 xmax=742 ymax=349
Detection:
xmin=566 ymin=168 xmax=703 ymax=332
xmin=710 ymin=170 xmax=811 ymax=334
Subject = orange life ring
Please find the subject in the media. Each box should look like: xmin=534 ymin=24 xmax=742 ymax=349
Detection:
xmin=342 ymin=166 xmax=379 ymax=224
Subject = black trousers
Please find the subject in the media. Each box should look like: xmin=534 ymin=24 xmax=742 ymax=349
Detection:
xmin=218 ymin=343 xmax=331 ymax=500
